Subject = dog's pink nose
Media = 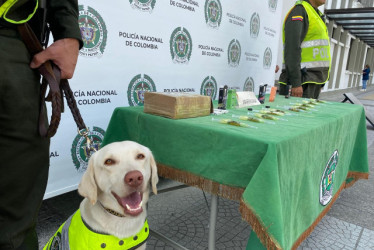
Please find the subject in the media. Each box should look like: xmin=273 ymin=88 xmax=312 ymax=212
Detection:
xmin=124 ymin=170 xmax=143 ymax=187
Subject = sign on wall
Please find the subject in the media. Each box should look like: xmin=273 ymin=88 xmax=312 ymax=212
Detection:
xmin=45 ymin=0 xmax=283 ymax=199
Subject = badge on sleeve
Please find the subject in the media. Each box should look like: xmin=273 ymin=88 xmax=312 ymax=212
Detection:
xmin=291 ymin=16 xmax=303 ymax=21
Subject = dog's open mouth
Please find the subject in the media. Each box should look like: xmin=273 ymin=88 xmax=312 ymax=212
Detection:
xmin=112 ymin=191 xmax=143 ymax=216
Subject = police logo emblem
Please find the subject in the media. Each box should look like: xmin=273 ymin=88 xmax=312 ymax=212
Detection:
xmin=204 ymin=0 xmax=222 ymax=29
xmin=71 ymin=126 xmax=105 ymax=172
xmin=49 ymin=232 xmax=62 ymax=250
xmin=170 ymin=27 xmax=193 ymax=64
xmin=129 ymin=0 xmax=156 ymax=12
xmin=243 ymin=77 xmax=255 ymax=92
xmin=250 ymin=12 xmax=260 ymax=38
xmin=228 ymin=39 xmax=241 ymax=67
xmin=263 ymin=47 xmax=272 ymax=69
xmin=268 ymin=0 xmax=278 ymax=12
xmin=78 ymin=5 xmax=107 ymax=58
xmin=200 ymin=76 xmax=218 ymax=100
xmin=320 ymin=150 xmax=339 ymax=206
xmin=127 ymin=74 xmax=156 ymax=106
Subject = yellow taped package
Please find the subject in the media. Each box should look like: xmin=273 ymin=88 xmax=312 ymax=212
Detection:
xmin=144 ymin=92 xmax=212 ymax=119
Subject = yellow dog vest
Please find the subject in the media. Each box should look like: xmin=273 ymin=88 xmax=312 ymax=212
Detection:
xmin=43 ymin=209 xmax=149 ymax=250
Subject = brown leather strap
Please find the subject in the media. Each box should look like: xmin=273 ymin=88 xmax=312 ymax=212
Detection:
xmin=17 ymin=23 xmax=85 ymax=137
xmin=61 ymin=79 xmax=86 ymax=130
xmin=17 ymin=23 xmax=42 ymax=55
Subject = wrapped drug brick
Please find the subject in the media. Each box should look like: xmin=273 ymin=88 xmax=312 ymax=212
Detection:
xmin=144 ymin=92 xmax=212 ymax=119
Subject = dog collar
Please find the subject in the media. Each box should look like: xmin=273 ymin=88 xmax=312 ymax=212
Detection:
xmin=99 ymin=202 xmax=126 ymax=218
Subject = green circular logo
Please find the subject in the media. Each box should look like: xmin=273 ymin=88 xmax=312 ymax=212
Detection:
xmin=243 ymin=77 xmax=255 ymax=92
xmin=320 ymin=150 xmax=339 ymax=206
xmin=71 ymin=126 xmax=105 ymax=172
xmin=127 ymin=74 xmax=157 ymax=106
xmin=250 ymin=12 xmax=260 ymax=38
xmin=129 ymin=0 xmax=156 ymax=12
xmin=170 ymin=27 xmax=193 ymax=64
xmin=204 ymin=0 xmax=222 ymax=29
xmin=228 ymin=39 xmax=241 ymax=67
xmin=263 ymin=47 xmax=272 ymax=69
xmin=200 ymin=76 xmax=218 ymax=100
xmin=79 ymin=5 xmax=107 ymax=57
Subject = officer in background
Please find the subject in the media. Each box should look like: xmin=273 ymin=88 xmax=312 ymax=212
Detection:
xmin=0 ymin=0 xmax=82 ymax=249
xmin=279 ymin=0 xmax=330 ymax=99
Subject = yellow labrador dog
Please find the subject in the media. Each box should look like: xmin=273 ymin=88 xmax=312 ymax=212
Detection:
xmin=43 ymin=141 xmax=158 ymax=250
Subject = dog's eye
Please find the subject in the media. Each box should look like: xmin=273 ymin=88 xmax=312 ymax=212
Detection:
xmin=104 ymin=159 xmax=115 ymax=165
xmin=136 ymin=153 xmax=145 ymax=160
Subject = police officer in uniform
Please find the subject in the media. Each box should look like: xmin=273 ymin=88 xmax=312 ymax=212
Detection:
xmin=0 ymin=0 xmax=82 ymax=249
xmin=279 ymin=0 xmax=330 ymax=99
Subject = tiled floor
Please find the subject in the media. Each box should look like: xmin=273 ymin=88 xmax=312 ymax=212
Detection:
xmin=146 ymin=183 xmax=250 ymax=250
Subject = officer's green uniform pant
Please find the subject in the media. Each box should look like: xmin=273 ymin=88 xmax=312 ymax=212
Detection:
xmin=0 ymin=27 xmax=50 ymax=250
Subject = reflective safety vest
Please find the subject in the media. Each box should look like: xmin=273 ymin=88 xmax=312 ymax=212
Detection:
xmin=43 ymin=209 xmax=150 ymax=250
xmin=0 ymin=0 xmax=38 ymax=24
xmin=280 ymin=0 xmax=331 ymax=85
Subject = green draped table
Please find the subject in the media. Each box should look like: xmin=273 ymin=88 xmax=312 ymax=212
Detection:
xmin=102 ymin=96 xmax=369 ymax=250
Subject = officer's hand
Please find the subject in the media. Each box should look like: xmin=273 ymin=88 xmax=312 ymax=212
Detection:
xmin=30 ymin=38 xmax=80 ymax=79
xmin=291 ymin=86 xmax=303 ymax=97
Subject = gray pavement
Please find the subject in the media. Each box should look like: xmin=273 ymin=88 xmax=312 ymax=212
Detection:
xmin=36 ymin=86 xmax=374 ymax=249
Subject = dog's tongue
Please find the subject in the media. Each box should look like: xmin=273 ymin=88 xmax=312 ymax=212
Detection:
xmin=120 ymin=191 xmax=142 ymax=209
xmin=111 ymin=191 xmax=143 ymax=216
xmin=120 ymin=192 xmax=143 ymax=216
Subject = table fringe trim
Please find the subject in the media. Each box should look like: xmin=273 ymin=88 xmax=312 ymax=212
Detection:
xmin=239 ymin=171 xmax=368 ymax=250
xmin=157 ymin=164 xmax=244 ymax=201
xmin=239 ymin=201 xmax=282 ymax=250
xmin=290 ymin=182 xmax=346 ymax=250
xmin=345 ymin=171 xmax=369 ymax=188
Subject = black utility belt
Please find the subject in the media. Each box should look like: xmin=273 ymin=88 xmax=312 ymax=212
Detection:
xmin=0 ymin=19 xmax=17 ymax=29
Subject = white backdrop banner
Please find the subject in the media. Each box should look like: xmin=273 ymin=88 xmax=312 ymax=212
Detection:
xmin=45 ymin=0 xmax=283 ymax=199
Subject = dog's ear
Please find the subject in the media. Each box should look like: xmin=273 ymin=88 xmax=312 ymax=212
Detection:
xmin=78 ymin=152 xmax=98 ymax=204
xmin=149 ymin=153 xmax=159 ymax=195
